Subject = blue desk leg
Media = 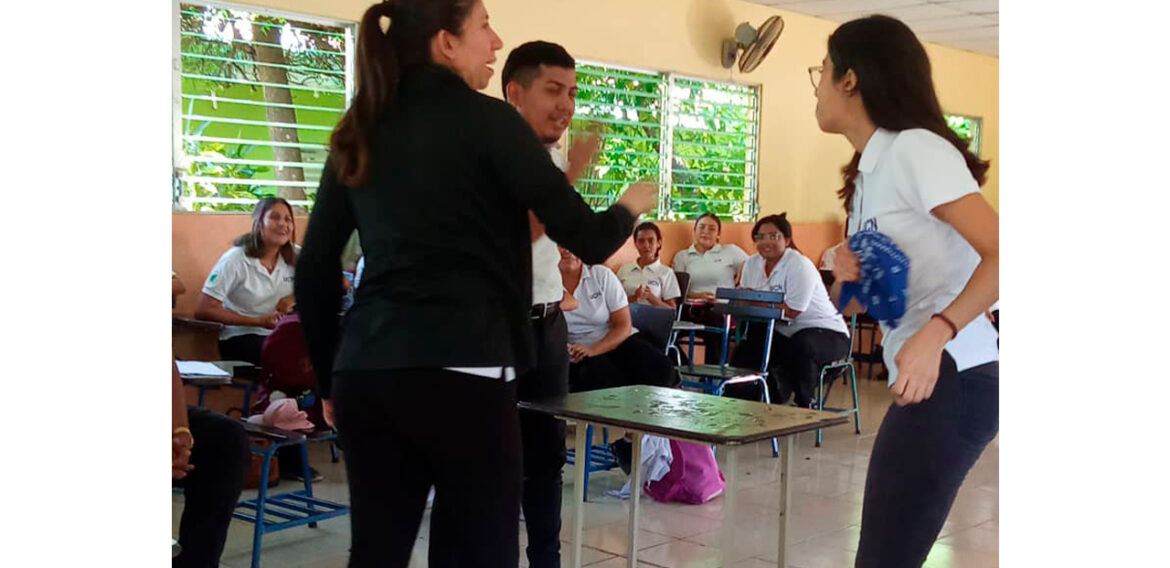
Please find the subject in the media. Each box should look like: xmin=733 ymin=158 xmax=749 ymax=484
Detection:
xmin=301 ymin=442 xmax=319 ymax=528
xmin=242 ymin=384 xmax=254 ymax=415
xmin=197 ymin=386 xmax=207 ymax=408
xmin=687 ymin=330 xmax=696 ymax=368
xmin=252 ymin=448 xmax=274 ymax=568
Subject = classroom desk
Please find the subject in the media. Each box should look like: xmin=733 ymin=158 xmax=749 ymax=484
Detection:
xmin=521 ymin=385 xmax=848 ymax=568
xmin=180 ymin=360 xmax=259 ymax=413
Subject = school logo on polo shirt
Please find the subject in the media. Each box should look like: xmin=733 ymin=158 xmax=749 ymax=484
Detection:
xmin=590 ymin=291 xmax=602 ymax=300
xmin=210 ymin=273 xmax=218 ymax=283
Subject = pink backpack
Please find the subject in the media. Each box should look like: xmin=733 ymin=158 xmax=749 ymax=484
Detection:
xmin=645 ymin=440 xmax=726 ymax=504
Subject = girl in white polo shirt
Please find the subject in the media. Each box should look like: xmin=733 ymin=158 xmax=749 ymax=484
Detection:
xmin=671 ymin=213 xmax=748 ymax=364
xmin=729 ymin=213 xmax=850 ymax=407
xmin=196 ymin=197 xmax=320 ymax=483
xmin=617 ymin=222 xmax=681 ymax=309
xmin=558 ymin=247 xmax=676 ymax=393
xmin=812 ymin=15 xmax=999 ymax=567
xmin=195 ymin=197 xmax=298 ymax=366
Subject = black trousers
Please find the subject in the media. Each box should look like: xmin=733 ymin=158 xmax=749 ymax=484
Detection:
xmin=174 ymin=406 xmax=249 ymax=568
xmin=517 ymin=311 xmax=570 ymax=568
xmin=569 ymin=333 xmax=678 ymax=393
xmin=727 ymin=325 xmax=850 ymax=407
xmin=218 ymin=333 xmax=265 ymax=366
xmin=219 ymin=333 xmax=304 ymax=476
xmin=856 ymin=354 xmax=999 ymax=568
xmin=332 ymin=368 xmax=522 ymax=568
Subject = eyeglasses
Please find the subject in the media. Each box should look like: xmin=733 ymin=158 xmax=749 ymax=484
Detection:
xmin=753 ymin=232 xmax=783 ymax=242
xmin=808 ymin=65 xmax=823 ymax=90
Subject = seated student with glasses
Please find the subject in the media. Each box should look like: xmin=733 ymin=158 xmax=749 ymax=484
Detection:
xmin=670 ymin=213 xmax=748 ymax=364
xmin=559 ymin=247 xmax=677 ymax=393
xmin=726 ymin=213 xmax=850 ymax=407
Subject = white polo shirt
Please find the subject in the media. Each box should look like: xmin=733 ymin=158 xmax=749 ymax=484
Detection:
xmin=531 ymin=145 xmax=569 ymax=306
xmin=671 ymin=243 xmax=748 ymax=296
xmin=617 ymin=259 xmax=682 ymax=304
xmin=564 ymin=265 xmax=632 ymax=345
xmin=740 ymin=250 xmax=848 ymax=338
xmin=848 ymin=127 xmax=999 ymax=384
xmin=202 ymin=246 xmax=295 ymax=341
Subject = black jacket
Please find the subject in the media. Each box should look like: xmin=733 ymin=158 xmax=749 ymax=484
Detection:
xmin=295 ymin=64 xmax=635 ymax=398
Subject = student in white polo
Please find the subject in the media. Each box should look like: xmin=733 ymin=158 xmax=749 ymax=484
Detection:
xmin=617 ymin=222 xmax=681 ymax=309
xmin=558 ymin=247 xmax=676 ymax=393
xmin=728 ymin=213 xmax=850 ymax=407
xmin=195 ymin=197 xmax=298 ymax=366
xmin=812 ymin=15 xmax=999 ymax=567
xmin=671 ymin=213 xmax=748 ymax=364
xmin=195 ymin=197 xmax=321 ymax=484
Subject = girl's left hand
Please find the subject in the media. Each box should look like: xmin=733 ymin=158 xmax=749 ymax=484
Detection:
xmin=889 ymin=318 xmax=952 ymax=406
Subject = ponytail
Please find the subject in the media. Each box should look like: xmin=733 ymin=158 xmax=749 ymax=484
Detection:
xmin=328 ymin=0 xmax=476 ymax=186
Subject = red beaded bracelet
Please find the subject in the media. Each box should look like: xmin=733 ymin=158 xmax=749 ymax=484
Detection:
xmin=931 ymin=313 xmax=959 ymax=340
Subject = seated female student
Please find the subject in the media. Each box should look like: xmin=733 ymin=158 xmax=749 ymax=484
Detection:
xmin=670 ymin=213 xmax=748 ymax=364
xmin=194 ymin=197 xmax=321 ymax=483
xmin=728 ymin=213 xmax=851 ymax=407
xmin=195 ymin=197 xmax=298 ymax=366
xmin=559 ymin=247 xmax=676 ymax=392
xmin=617 ymin=222 xmax=682 ymax=309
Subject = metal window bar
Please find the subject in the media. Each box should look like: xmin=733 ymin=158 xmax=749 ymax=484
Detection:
xmin=182 ymin=135 xmax=329 ymax=151
xmin=180 ymin=94 xmax=343 ymax=115
xmin=180 ymin=53 xmax=346 ymax=78
xmin=178 ymin=9 xmax=348 ymax=39
xmin=180 ymin=72 xmax=347 ymax=94
xmin=182 ymin=114 xmax=337 ymax=132
xmin=179 ymin=32 xmax=346 ymax=58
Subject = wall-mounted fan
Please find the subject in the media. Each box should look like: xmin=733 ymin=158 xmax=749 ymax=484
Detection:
xmin=721 ymin=15 xmax=784 ymax=73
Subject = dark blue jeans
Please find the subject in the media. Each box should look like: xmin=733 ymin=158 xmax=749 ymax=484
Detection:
xmin=855 ymin=353 xmax=999 ymax=568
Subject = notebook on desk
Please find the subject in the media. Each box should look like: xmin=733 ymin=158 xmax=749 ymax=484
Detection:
xmin=176 ymin=360 xmax=231 ymax=382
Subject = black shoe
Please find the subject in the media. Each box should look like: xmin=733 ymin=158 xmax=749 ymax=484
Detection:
xmin=281 ymin=466 xmax=325 ymax=483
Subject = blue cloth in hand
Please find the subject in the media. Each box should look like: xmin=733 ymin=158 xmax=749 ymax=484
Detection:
xmin=838 ymin=230 xmax=910 ymax=328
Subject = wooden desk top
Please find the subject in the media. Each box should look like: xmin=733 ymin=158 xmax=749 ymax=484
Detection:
xmin=172 ymin=315 xmax=224 ymax=332
xmin=520 ymin=385 xmax=849 ymax=446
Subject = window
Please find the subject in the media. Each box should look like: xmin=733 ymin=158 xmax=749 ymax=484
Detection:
xmin=945 ymin=113 xmax=982 ymax=155
xmin=571 ymin=63 xmax=760 ymax=222
xmin=173 ymin=1 xmax=354 ymax=212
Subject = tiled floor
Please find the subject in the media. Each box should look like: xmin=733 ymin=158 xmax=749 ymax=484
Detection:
xmin=174 ymin=376 xmax=999 ymax=567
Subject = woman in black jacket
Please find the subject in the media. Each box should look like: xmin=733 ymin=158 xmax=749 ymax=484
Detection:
xmin=293 ymin=1 xmax=655 ymax=567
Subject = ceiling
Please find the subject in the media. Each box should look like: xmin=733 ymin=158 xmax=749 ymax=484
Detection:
xmin=744 ymin=0 xmax=998 ymax=56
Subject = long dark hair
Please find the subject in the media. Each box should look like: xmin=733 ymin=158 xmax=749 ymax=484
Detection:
xmin=234 ymin=197 xmax=297 ymax=265
xmin=752 ymin=213 xmax=799 ymax=252
xmin=329 ymin=0 xmax=477 ymax=186
xmin=829 ymin=15 xmax=990 ymax=213
xmin=633 ymin=221 xmax=663 ymax=259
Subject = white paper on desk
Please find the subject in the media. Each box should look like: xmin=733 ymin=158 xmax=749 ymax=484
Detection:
xmin=176 ymin=361 xmax=231 ymax=378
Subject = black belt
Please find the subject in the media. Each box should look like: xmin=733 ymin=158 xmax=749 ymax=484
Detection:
xmin=530 ymin=301 xmax=561 ymax=320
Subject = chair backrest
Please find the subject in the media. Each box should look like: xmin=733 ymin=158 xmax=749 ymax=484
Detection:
xmin=629 ymin=303 xmax=677 ymax=354
xmin=712 ymin=288 xmax=787 ymax=323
